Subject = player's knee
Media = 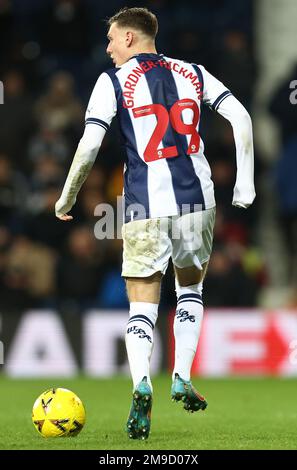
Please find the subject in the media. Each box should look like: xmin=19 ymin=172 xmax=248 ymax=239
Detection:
xmin=125 ymin=271 xmax=163 ymax=303
xmin=174 ymin=266 xmax=202 ymax=286
xmin=125 ymin=271 xmax=162 ymax=283
xmin=174 ymin=262 xmax=208 ymax=286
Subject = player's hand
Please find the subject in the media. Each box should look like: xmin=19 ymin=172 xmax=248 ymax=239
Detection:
xmin=232 ymin=202 xmax=249 ymax=209
xmin=55 ymin=198 xmax=74 ymax=221
xmin=232 ymin=186 xmax=255 ymax=209
xmin=56 ymin=213 xmax=73 ymax=221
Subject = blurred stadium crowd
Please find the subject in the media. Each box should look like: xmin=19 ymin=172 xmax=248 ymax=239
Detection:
xmin=0 ymin=0 xmax=295 ymax=314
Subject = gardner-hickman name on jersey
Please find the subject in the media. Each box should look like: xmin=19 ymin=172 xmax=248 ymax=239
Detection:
xmin=122 ymin=60 xmax=203 ymax=108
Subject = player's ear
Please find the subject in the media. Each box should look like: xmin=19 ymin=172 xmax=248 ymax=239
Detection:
xmin=126 ymin=31 xmax=134 ymax=47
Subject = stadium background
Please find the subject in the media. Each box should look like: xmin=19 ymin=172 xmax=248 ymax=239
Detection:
xmin=0 ymin=0 xmax=297 ymax=451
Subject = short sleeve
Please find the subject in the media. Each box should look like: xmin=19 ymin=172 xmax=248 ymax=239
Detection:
xmin=85 ymin=72 xmax=117 ymax=131
xmin=197 ymin=65 xmax=233 ymax=112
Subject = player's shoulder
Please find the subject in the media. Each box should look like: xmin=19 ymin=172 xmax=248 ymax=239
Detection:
xmin=93 ymin=67 xmax=121 ymax=90
xmin=101 ymin=66 xmax=120 ymax=79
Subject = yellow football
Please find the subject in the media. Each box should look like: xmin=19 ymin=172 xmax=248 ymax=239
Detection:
xmin=32 ymin=387 xmax=86 ymax=437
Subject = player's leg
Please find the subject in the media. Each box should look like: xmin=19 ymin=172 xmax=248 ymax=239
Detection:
xmin=173 ymin=262 xmax=208 ymax=384
xmin=125 ymin=272 xmax=162 ymax=392
xmin=124 ymin=273 xmax=161 ymax=440
xmin=171 ymin=263 xmax=208 ymax=412
xmin=171 ymin=208 xmax=215 ymax=412
xmin=122 ymin=217 xmax=171 ymax=438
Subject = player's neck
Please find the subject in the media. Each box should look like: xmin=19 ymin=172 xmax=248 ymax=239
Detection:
xmin=128 ymin=45 xmax=157 ymax=59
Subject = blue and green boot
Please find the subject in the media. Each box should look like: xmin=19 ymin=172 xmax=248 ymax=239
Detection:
xmin=126 ymin=376 xmax=152 ymax=440
xmin=171 ymin=373 xmax=207 ymax=413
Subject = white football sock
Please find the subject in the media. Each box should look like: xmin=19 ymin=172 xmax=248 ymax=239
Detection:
xmin=173 ymin=282 xmax=204 ymax=382
xmin=125 ymin=302 xmax=158 ymax=391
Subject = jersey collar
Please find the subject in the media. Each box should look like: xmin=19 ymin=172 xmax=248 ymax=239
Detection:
xmin=128 ymin=52 xmax=164 ymax=61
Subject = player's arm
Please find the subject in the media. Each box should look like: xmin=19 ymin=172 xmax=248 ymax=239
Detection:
xmin=55 ymin=125 xmax=106 ymax=220
xmin=215 ymin=96 xmax=255 ymax=208
xmin=55 ymin=72 xmax=117 ymax=220
xmin=199 ymin=66 xmax=255 ymax=208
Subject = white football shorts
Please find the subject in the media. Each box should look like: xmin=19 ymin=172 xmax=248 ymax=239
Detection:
xmin=121 ymin=207 xmax=216 ymax=277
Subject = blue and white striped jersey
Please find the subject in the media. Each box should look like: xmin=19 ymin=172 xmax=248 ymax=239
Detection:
xmin=85 ymin=53 xmax=233 ymax=222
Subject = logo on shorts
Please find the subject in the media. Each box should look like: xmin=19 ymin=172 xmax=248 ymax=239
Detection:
xmin=127 ymin=326 xmax=152 ymax=343
xmin=176 ymin=309 xmax=195 ymax=322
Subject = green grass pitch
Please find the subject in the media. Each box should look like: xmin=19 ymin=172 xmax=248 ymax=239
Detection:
xmin=0 ymin=375 xmax=296 ymax=450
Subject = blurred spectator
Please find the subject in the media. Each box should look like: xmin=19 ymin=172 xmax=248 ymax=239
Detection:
xmin=27 ymin=154 xmax=65 ymax=216
xmin=106 ymin=164 xmax=123 ymax=206
xmin=40 ymin=0 xmax=90 ymax=57
xmin=212 ymin=156 xmax=235 ymax=208
xmin=97 ymin=238 xmax=128 ymax=309
xmin=34 ymin=71 xmax=84 ymax=138
xmin=241 ymin=246 xmax=268 ymax=287
xmin=25 ymin=186 xmax=71 ymax=249
xmin=79 ymin=189 xmax=105 ymax=221
xmin=0 ymin=225 xmax=11 ymax=294
xmin=56 ymin=225 xmax=107 ymax=313
xmin=28 ymin=123 xmax=71 ymax=164
xmin=204 ymin=245 xmax=259 ymax=307
xmin=170 ymin=29 xmax=205 ymax=66
xmin=275 ymin=136 xmax=297 ymax=283
xmin=1 ymin=235 xmax=56 ymax=310
xmin=0 ymin=153 xmax=28 ymax=227
xmin=216 ymin=30 xmax=255 ymax=110
xmin=0 ymin=69 xmax=34 ymax=163
xmin=30 ymin=154 xmax=65 ymax=192
xmin=75 ymin=166 xmax=107 ymax=222
xmin=0 ymin=0 xmax=13 ymax=71
xmin=83 ymin=165 xmax=105 ymax=190
xmin=269 ymin=63 xmax=297 ymax=145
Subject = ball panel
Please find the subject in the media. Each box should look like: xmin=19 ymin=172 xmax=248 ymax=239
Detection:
xmin=32 ymin=388 xmax=86 ymax=437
